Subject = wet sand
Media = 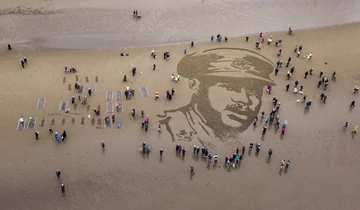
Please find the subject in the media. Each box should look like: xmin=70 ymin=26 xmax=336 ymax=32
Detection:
xmin=1 ymin=22 xmax=360 ymax=209
xmin=1 ymin=0 xmax=360 ymax=48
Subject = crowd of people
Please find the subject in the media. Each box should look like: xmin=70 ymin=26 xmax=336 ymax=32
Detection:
xmin=14 ymin=24 xmax=360 ymax=194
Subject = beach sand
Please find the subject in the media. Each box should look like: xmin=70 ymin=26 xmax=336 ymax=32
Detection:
xmin=1 ymin=21 xmax=360 ymax=209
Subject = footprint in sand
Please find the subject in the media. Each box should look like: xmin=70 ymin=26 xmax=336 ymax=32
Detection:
xmin=51 ymin=118 xmax=55 ymax=126
xmin=73 ymin=103 xmax=77 ymax=110
xmin=86 ymin=105 xmax=90 ymax=112
xmin=40 ymin=119 xmax=45 ymax=127
xmin=63 ymin=77 xmax=66 ymax=84
xmin=97 ymin=118 xmax=102 ymax=126
xmin=95 ymin=76 xmax=98 ymax=83
xmin=75 ymin=75 xmax=79 ymax=82
xmin=85 ymin=76 xmax=89 ymax=83
xmin=71 ymin=117 xmax=75 ymax=125
xmin=68 ymin=84 xmax=71 ymax=90
xmin=81 ymin=117 xmax=85 ymax=125
xmin=91 ymin=118 xmax=95 ymax=126
xmin=61 ymin=118 xmax=66 ymax=126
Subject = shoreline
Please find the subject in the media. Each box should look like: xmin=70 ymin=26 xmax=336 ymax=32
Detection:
xmin=5 ymin=21 xmax=360 ymax=51
xmin=2 ymin=0 xmax=360 ymax=50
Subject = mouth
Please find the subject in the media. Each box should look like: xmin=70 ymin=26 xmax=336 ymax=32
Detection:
xmin=227 ymin=113 xmax=247 ymax=121
xmin=225 ymin=105 xmax=249 ymax=119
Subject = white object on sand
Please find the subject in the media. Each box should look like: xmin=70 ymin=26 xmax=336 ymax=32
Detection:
xmin=88 ymin=115 xmax=91 ymax=118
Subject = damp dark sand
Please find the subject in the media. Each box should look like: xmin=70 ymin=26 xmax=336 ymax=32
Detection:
xmin=1 ymin=0 xmax=360 ymax=48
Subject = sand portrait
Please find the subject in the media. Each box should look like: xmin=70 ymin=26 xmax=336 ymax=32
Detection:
xmin=158 ymin=48 xmax=274 ymax=146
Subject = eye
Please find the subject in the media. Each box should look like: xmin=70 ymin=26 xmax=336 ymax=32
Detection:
xmin=220 ymin=84 xmax=232 ymax=91
xmin=246 ymin=90 xmax=257 ymax=96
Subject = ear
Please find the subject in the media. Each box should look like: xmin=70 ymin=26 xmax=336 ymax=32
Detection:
xmin=188 ymin=79 xmax=200 ymax=92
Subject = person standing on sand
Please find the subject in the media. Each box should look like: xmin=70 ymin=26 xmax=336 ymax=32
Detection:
xmin=246 ymin=35 xmax=249 ymax=42
xmin=182 ymin=148 xmax=186 ymax=156
xmin=49 ymin=126 xmax=53 ymax=134
xmin=262 ymin=126 xmax=267 ymax=135
xmin=352 ymin=125 xmax=359 ymax=134
xmin=268 ymin=148 xmax=273 ymax=158
xmin=8 ymin=44 xmax=12 ymax=50
xmin=190 ymin=166 xmax=195 ymax=175
xmin=35 ymin=131 xmax=39 ymax=140
xmin=275 ymin=68 xmax=279 ymax=76
xmin=132 ymin=65 xmax=136 ymax=76
xmin=111 ymin=113 xmax=115 ymax=123
xmin=286 ymin=57 xmax=291 ymax=68
xmin=317 ymin=80 xmax=322 ymax=88
xmin=62 ymin=130 xmax=67 ymax=141
xmin=302 ymin=95 xmax=307 ymax=103
xmin=350 ymin=100 xmax=356 ymax=108
xmin=304 ymin=71 xmax=309 ymax=79
xmin=153 ymin=63 xmax=156 ymax=70
xmin=323 ymin=81 xmax=329 ymax=90
xmin=56 ymin=170 xmax=61 ymax=178
xmin=286 ymin=84 xmax=290 ymax=91
xmin=191 ymin=41 xmax=194 ymax=47
xmin=309 ymin=68 xmax=313 ymax=76
xmin=184 ymin=47 xmax=187 ymax=54
xmin=123 ymin=74 xmax=127 ymax=82
xmin=132 ymin=108 xmax=135 ymax=119
xmin=323 ymin=95 xmax=327 ymax=103
xmin=160 ymin=148 xmax=163 ymax=157
xmin=295 ymin=80 xmax=299 ymax=88
xmin=320 ymin=70 xmax=324 ymax=78
xmin=290 ymin=66 xmax=295 ymax=74
xmin=242 ymin=146 xmax=245 ymax=156
xmin=207 ymin=154 xmax=212 ymax=165
xmin=253 ymin=116 xmax=258 ymax=126
xmin=276 ymin=60 xmax=281 ymax=68
xmin=88 ymin=88 xmax=92 ymax=96
xmin=61 ymin=184 xmax=65 ymax=194
xmin=344 ymin=122 xmax=349 ymax=128
xmin=300 ymin=85 xmax=304 ymax=92
xmin=211 ymin=35 xmax=214 ymax=42
xmin=21 ymin=59 xmax=25 ymax=68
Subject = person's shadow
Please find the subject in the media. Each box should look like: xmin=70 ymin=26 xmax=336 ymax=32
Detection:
xmin=266 ymin=156 xmax=271 ymax=164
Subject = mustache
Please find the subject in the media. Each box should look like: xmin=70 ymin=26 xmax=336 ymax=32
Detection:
xmin=225 ymin=103 xmax=251 ymax=112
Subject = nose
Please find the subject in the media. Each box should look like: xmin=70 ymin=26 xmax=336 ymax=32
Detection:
xmin=230 ymin=89 xmax=249 ymax=104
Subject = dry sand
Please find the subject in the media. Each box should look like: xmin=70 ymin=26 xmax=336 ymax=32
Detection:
xmin=1 ymin=21 xmax=360 ymax=209
xmin=1 ymin=0 xmax=360 ymax=48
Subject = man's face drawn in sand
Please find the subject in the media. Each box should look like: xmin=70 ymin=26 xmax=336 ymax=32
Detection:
xmin=159 ymin=48 xmax=274 ymax=141
xmin=208 ymin=80 xmax=260 ymax=128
